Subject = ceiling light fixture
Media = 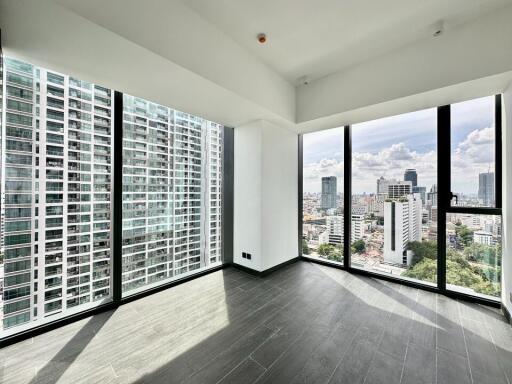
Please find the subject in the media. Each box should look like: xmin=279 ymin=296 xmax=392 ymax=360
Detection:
xmin=257 ymin=33 xmax=267 ymax=44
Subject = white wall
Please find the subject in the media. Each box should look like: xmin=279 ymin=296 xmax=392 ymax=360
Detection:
xmin=234 ymin=121 xmax=298 ymax=272
xmin=234 ymin=121 xmax=263 ymax=271
xmin=502 ymin=84 xmax=512 ymax=316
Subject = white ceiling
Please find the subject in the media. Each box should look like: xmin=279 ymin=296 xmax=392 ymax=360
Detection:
xmin=185 ymin=0 xmax=511 ymax=83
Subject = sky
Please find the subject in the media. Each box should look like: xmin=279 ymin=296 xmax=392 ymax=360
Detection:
xmin=303 ymin=96 xmax=495 ymax=195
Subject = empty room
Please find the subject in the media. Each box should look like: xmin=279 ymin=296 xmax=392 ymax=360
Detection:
xmin=0 ymin=0 xmax=512 ymax=383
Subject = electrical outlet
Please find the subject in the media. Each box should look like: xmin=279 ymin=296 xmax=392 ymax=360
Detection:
xmin=242 ymin=252 xmax=247 ymax=259
xmin=246 ymin=253 xmax=252 ymax=260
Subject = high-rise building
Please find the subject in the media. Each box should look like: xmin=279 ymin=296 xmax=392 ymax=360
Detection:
xmin=0 ymin=58 xmax=113 ymax=332
xmin=383 ymin=193 xmax=422 ymax=265
xmin=387 ymin=181 xmax=412 ymax=198
xmin=404 ymin=169 xmax=418 ymax=187
xmin=321 ymin=176 xmax=337 ymax=210
xmin=478 ymin=171 xmax=495 ymax=206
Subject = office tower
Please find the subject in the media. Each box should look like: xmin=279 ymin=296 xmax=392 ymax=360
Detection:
xmin=478 ymin=171 xmax=495 ymax=206
xmin=1 ymin=58 xmax=113 ymax=331
xmin=404 ymin=169 xmax=417 ymax=187
xmin=387 ymin=181 xmax=412 ymax=198
xmin=376 ymin=176 xmax=397 ymax=194
xmin=121 ymin=95 xmax=223 ymax=293
xmin=321 ymin=176 xmax=337 ymax=210
xmin=325 ymin=214 xmax=364 ymax=245
xmin=383 ymin=194 xmax=422 ymax=265
xmin=427 ymin=184 xmax=438 ymax=206
xmin=412 ymin=186 xmax=426 ymax=205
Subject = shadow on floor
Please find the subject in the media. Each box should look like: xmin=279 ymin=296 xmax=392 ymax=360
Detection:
xmin=28 ymin=308 xmax=116 ymax=384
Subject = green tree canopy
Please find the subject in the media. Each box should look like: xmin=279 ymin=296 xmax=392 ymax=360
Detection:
xmin=455 ymin=224 xmax=473 ymax=247
xmin=351 ymin=239 xmax=365 ymax=254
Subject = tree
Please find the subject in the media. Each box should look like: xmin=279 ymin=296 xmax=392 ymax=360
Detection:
xmin=302 ymin=239 xmax=310 ymax=255
xmin=351 ymin=239 xmax=365 ymax=254
xmin=403 ymin=247 xmax=500 ymax=297
xmin=317 ymin=243 xmax=343 ymax=262
xmin=455 ymin=224 xmax=473 ymax=247
xmin=407 ymin=240 xmax=437 ymax=266
xmin=463 ymin=243 xmax=500 ymax=267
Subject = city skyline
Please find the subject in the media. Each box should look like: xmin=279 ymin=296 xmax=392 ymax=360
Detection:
xmin=303 ymin=96 xmax=495 ymax=195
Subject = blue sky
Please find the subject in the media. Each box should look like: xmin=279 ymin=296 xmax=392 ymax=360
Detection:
xmin=303 ymin=96 xmax=495 ymax=194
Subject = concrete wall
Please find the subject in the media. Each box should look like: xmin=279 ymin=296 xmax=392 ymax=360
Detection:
xmin=234 ymin=121 xmax=298 ymax=272
xmin=502 ymin=84 xmax=512 ymax=316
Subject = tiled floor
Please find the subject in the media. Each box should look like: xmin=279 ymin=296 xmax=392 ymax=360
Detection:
xmin=1 ymin=261 xmax=511 ymax=384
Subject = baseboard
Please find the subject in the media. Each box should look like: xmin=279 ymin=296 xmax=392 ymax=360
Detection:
xmin=232 ymin=256 xmax=300 ymax=277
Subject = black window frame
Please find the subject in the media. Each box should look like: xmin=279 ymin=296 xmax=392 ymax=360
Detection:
xmin=299 ymin=95 xmax=503 ymax=308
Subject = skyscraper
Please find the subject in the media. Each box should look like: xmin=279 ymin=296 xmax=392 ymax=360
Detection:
xmin=321 ymin=176 xmax=337 ymax=210
xmin=478 ymin=171 xmax=495 ymax=206
xmin=404 ymin=169 xmax=418 ymax=187
xmin=383 ymin=193 xmax=422 ymax=265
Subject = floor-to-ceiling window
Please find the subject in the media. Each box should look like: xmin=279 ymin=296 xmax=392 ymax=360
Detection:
xmin=300 ymin=95 xmax=502 ymax=302
xmin=302 ymin=127 xmax=344 ymax=265
xmin=121 ymin=94 xmax=223 ymax=296
xmin=445 ymin=96 xmax=502 ymax=299
xmin=0 ymin=57 xmax=227 ymax=339
xmin=1 ymin=57 xmax=114 ymax=335
xmin=351 ymin=108 xmax=438 ymax=285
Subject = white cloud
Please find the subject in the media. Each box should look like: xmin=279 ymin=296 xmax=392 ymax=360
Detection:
xmin=303 ymin=126 xmax=495 ymax=194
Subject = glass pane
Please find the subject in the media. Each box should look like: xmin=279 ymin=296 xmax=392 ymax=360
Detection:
xmin=121 ymin=95 xmax=223 ymax=296
xmin=0 ymin=57 xmax=113 ymax=337
xmin=352 ymin=108 xmax=438 ymax=285
xmin=451 ymin=96 xmax=495 ymax=207
xmin=446 ymin=213 xmax=501 ymax=299
xmin=302 ymin=127 xmax=344 ymax=264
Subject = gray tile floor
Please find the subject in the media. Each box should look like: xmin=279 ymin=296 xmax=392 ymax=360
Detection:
xmin=1 ymin=261 xmax=511 ymax=384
